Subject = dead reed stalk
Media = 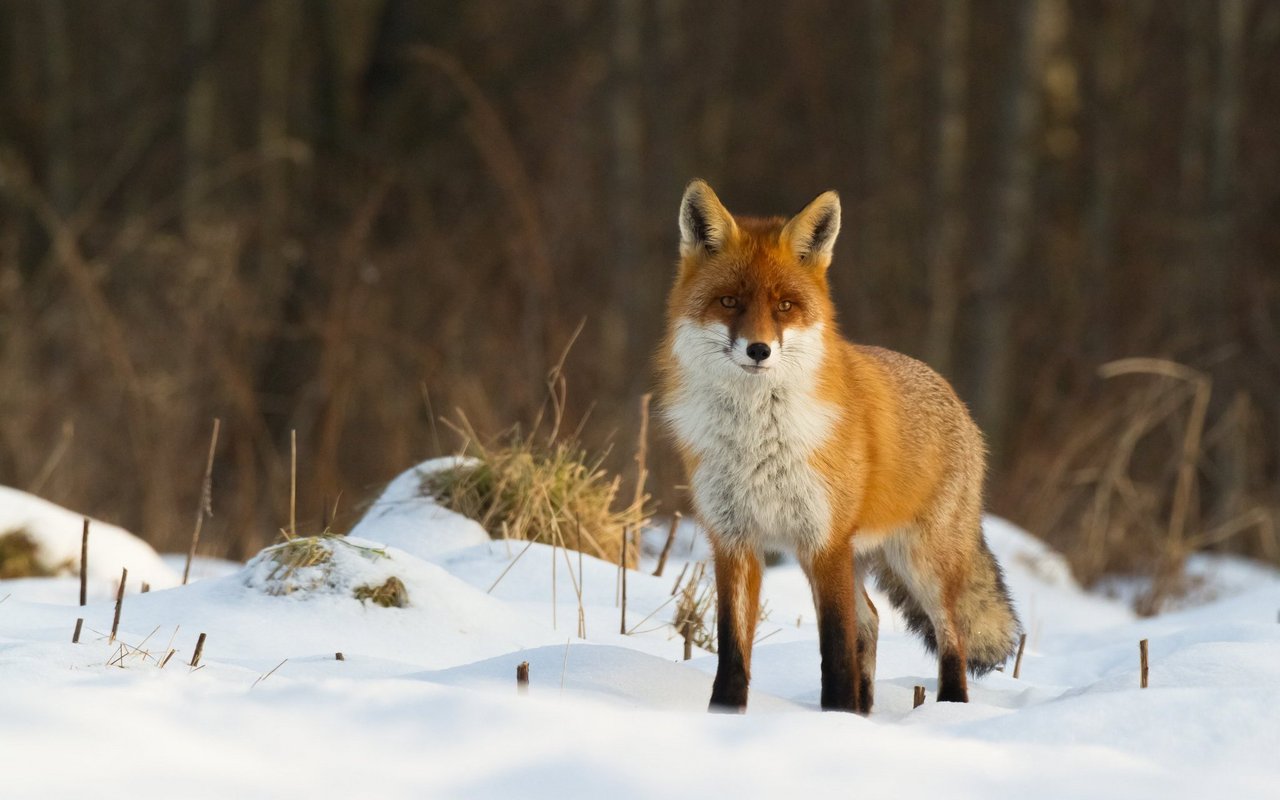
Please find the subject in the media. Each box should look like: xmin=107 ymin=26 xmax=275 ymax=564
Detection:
xmin=110 ymin=567 xmax=126 ymax=642
xmin=1013 ymin=632 xmax=1028 ymax=679
xmin=653 ymin=512 xmax=682 ymax=578
xmin=184 ymin=418 xmax=220 ymax=585
xmin=516 ymin=661 xmax=530 ymax=694
xmin=79 ymin=518 xmax=88 ymax=606
xmin=913 ymin=686 xmax=926 ymax=708
xmin=190 ymin=632 xmax=207 ymax=668
xmin=290 ymin=428 xmax=297 ymax=539
xmin=1139 ymin=638 xmax=1149 ymax=688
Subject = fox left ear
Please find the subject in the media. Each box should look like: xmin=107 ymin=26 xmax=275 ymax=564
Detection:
xmin=781 ymin=191 xmax=841 ymax=266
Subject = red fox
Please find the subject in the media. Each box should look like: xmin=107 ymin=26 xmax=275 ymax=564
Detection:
xmin=657 ymin=180 xmax=1020 ymax=713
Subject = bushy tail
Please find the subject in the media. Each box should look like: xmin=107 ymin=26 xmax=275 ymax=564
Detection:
xmin=870 ymin=536 xmax=1020 ymax=677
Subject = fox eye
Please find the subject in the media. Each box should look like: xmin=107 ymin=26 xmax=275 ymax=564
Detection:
xmin=719 ymin=296 xmax=738 ymax=308
xmin=777 ymin=300 xmax=793 ymax=312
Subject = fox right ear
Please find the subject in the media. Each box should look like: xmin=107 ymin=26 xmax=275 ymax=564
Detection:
xmin=679 ymin=180 xmax=737 ymax=257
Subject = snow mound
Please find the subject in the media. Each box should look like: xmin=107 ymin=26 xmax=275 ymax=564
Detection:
xmin=0 ymin=485 xmax=177 ymax=594
xmin=348 ymin=458 xmax=490 ymax=559
xmin=243 ymin=536 xmax=414 ymax=607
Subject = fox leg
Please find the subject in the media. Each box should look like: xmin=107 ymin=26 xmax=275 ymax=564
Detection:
xmin=805 ymin=541 xmax=863 ymax=713
xmin=853 ymin=561 xmax=879 ymax=714
xmin=709 ymin=541 xmax=763 ymax=712
xmin=879 ymin=533 xmax=970 ymax=703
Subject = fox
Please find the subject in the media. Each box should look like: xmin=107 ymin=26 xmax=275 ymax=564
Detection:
xmin=657 ymin=180 xmax=1020 ymax=714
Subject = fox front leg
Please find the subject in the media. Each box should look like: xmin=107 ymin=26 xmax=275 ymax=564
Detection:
xmin=806 ymin=542 xmax=864 ymax=713
xmin=708 ymin=543 xmax=763 ymax=712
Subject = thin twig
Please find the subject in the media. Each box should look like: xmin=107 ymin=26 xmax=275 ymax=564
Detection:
xmin=625 ymin=592 xmax=678 ymax=636
xmin=110 ymin=567 xmax=127 ymax=642
xmin=79 ymin=518 xmax=89 ymax=606
xmin=1013 ymin=632 xmax=1028 ymax=679
xmin=252 ymin=658 xmax=288 ymax=689
xmin=560 ymin=638 xmax=571 ymax=694
xmin=487 ymin=539 xmax=538 ymax=594
xmin=420 ymin=382 xmax=443 ymax=457
xmin=619 ymin=529 xmax=628 ymax=635
xmin=290 ymin=428 xmax=298 ymax=539
xmin=29 ymin=420 xmax=74 ymax=496
xmin=653 ymin=512 xmax=681 ymax=577
xmin=184 ymin=418 xmax=220 ymax=585
xmin=72 ymin=618 xmax=83 ymax=644
xmin=670 ymin=562 xmax=690 ymax=596
xmin=1139 ymin=638 xmax=1149 ymax=688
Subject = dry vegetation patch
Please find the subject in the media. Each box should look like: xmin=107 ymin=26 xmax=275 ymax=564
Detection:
xmin=0 ymin=528 xmax=68 ymax=579
xmin=248 ymin=535 xmax=410 ymax=607
xmin=425 ymin=439 xmax=644 ymax=567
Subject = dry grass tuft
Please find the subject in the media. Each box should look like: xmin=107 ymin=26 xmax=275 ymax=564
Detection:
xmin=673 ymin=561 xmax=717 ymax=653
xmin=261 ymin=536 xmax=334 ymax=594
xmin=0 ymin=528 xmax=68 ymax=579
xmin=353 ymin=576 xmax=409 ymax=608
xmin=424 ymin=419 xmax=647 ymax=568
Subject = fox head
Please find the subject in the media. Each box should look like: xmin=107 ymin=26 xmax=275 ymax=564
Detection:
xmin=665 ymin=180 xmax=841 ymax=381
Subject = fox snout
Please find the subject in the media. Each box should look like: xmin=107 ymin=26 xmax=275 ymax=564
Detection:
xmin=735 ymin=337 xmax=777 ymax=373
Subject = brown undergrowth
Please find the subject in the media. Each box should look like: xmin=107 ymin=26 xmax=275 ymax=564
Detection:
xmin=1013 ymin=358 xmax=1278 ymax=614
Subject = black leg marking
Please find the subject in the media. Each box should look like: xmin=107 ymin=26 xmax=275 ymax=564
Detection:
xmin=709 ymin=611 xmax=749 ymax=712
xmin=818 ymin=606 xmax=861 ymax=712
xmin=855 ymin=638 xmax=874 ymax=714
xmin=937 ymin=650 xmax=968 ymax=703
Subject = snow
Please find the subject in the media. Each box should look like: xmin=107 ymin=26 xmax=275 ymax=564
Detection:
xmin=2 ymin=468 xmax=1279 ymax=799
xmin=0 ymin=485 xmax=178 ymax=597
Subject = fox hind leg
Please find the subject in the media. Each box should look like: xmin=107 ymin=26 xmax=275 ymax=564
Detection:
xmin=853 ymin=561 xmax=879 ymax=714
xmin=877 ymin=533 xmax=970 ymax=703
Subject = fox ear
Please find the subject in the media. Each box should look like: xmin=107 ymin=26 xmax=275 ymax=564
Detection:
xmin=679 ymin=180 xmax=738 ymax=257
xmin=782 ymin=190 xmax=841 ymax=266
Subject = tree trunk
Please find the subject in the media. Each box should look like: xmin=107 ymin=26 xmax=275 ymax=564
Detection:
xmin=854 ymin=0 xmax=892 ymax=336
xmin=607 ymin=0 xmax=645 ymax=394
xmin=183 ymin=0 xmax=216 ymax=234
xmin=923 ymin=0 xmax=969 ymax=376
xmin=40 ymin=0 xmax=74 ymax=216
xmin=970 ymin=0 xmax=1055 ymax=465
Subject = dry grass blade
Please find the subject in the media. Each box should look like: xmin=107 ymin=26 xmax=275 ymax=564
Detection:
xmin=487 ymin=538 xmax=537 ymax=593
xmin=252 ymin=658 xmax=288 ymax=689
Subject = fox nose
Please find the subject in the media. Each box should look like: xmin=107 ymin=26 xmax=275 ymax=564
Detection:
xmin=746 ymin=342 xmax=771 ymax=363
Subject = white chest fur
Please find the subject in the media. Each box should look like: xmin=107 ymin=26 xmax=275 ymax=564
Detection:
xmin=665 ymin=321 xmax=837 ymax=553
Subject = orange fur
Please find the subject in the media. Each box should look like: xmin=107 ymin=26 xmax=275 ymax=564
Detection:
xmin=659 ymin=180 xmax=1019 ymax=712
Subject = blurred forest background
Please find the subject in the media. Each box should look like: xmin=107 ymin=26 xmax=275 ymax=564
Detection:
xmin=1 ymin=1 xmax=1278 ymax=596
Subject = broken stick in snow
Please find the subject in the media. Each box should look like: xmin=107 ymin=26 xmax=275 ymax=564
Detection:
xmin=110 ymin=567 xmax=127 ymax=642
xmin=1013 ymin=632 xmax=1028 ymax=679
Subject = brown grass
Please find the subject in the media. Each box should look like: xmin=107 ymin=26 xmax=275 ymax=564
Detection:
xmin=1014 ymin=358 xmax=1278 ymax=614
xmin=673 ymin=561 xmax=717 ymax=653
xmin=423 ymin=331 xmax=650 ymax=570
xmin=0 ymin=528 xmax=68 ymax=578
xmin=353 ymin=576 xmax=409 ymax=608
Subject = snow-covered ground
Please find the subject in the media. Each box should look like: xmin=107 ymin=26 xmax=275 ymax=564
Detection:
xmin=1 ymin=465 xmax=1278 ymax=799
